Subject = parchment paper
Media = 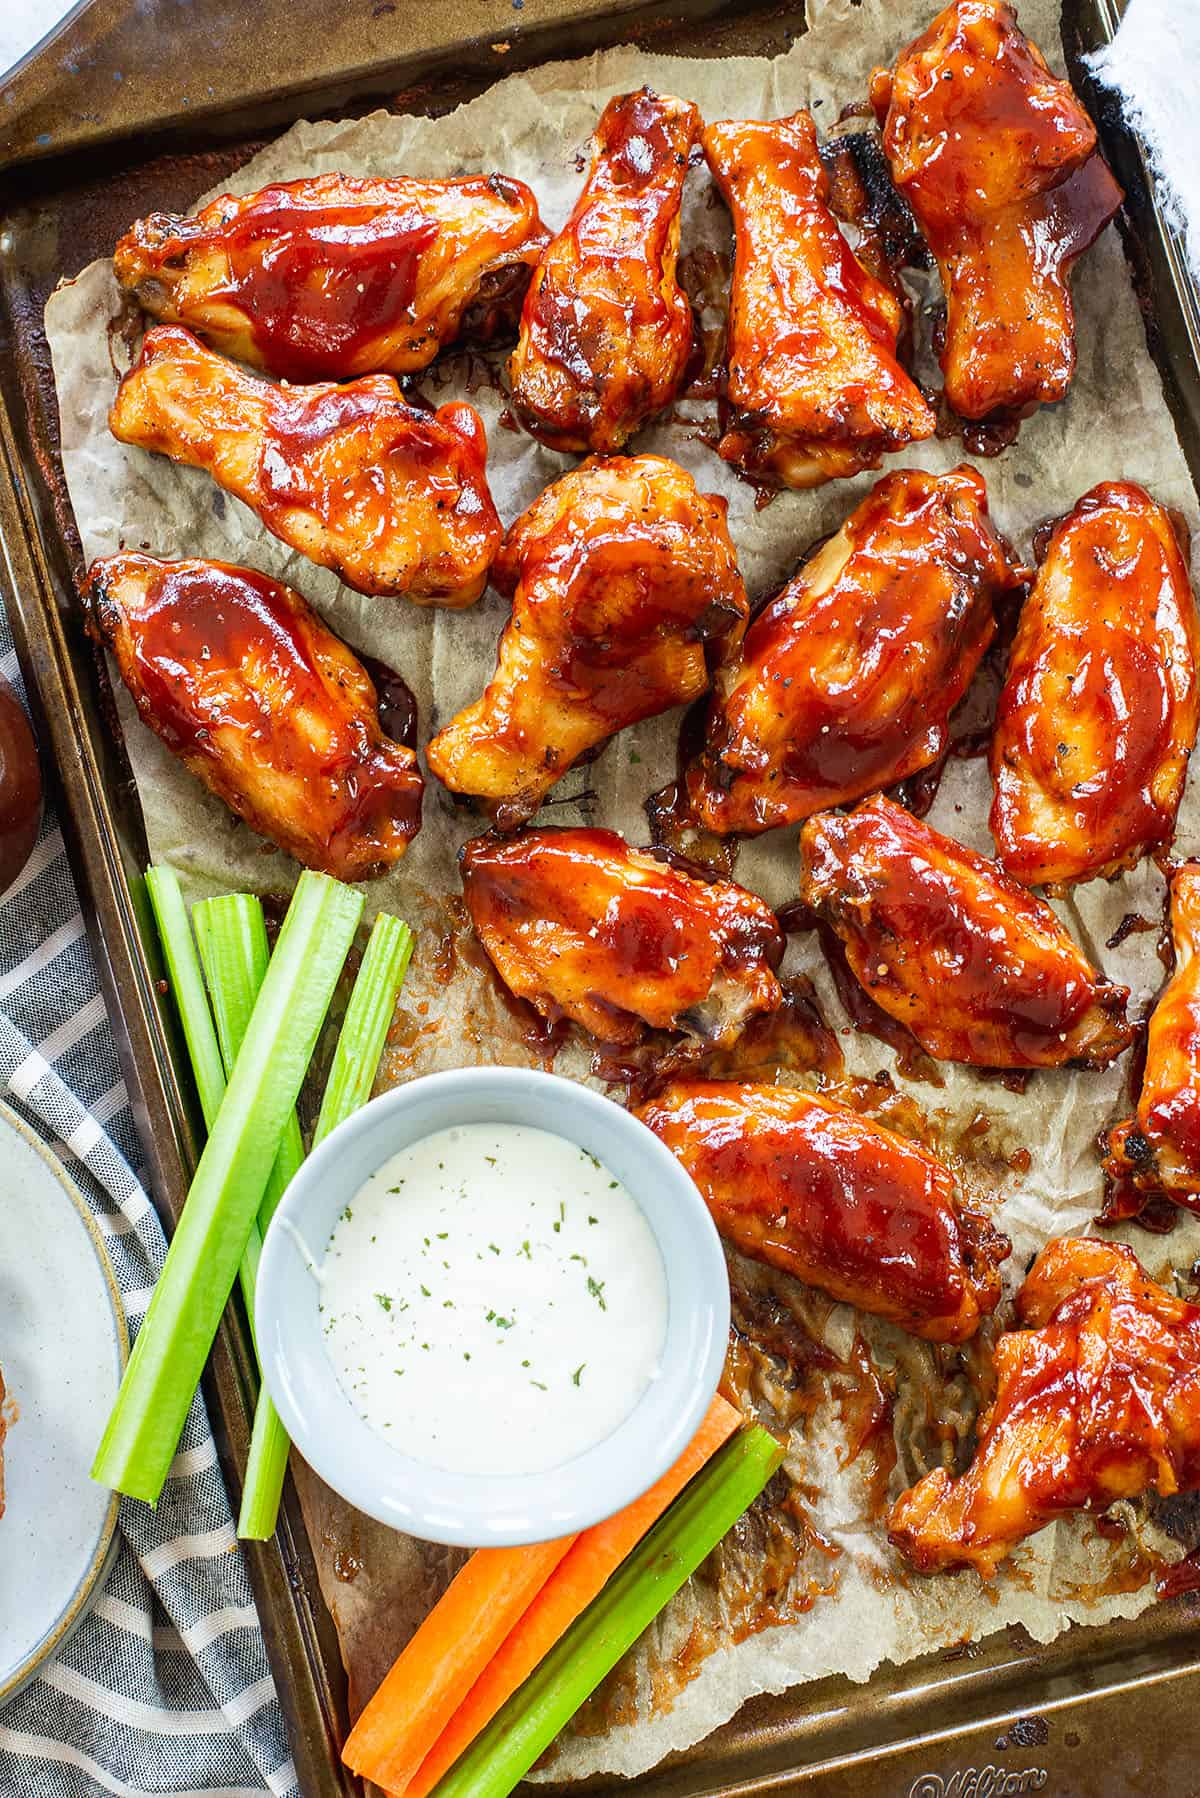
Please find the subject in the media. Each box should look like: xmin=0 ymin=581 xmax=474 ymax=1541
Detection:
xmin=44 ymin=0 xmax=1200 ymax=1778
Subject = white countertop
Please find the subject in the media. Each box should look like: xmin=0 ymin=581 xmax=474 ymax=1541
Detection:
xmin=1 ymin=0 xmax=79 ymax=81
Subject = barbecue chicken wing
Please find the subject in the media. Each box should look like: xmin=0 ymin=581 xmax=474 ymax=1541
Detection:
xmin=688 ymin=466 xmax=1024 ymax=834
xmin=889 ymin=1237 xmax=1200 ymax=1575
xmin=108 ymin=324 xmax=501 ymax=604
xmin=638 ymin=1080 xmax=1008 ymax=1341
xmin=427 ymin=455 xmax=746 ymax=826
xmin=1105 ymin=864 xmax=1200 ymax=1207
xmin=799 ymin=796 xmax=1133 ymax=1068
xmin=113 ymin=172 xmax=549 ymax=384
xmin=871 ymin=0 xmax=1122 ymax=423
xmin=85 ymin=554 xmax=422 ymax=880
xmin=991 ymin=483 xmax=1199 ymax=889
xmin=703 ymin=112 xmax=935 ymax=488
xmin=508 ymin=89 xmax=699 ymax=452
xmin=460 ymin=828 xmax=783 ymax=1046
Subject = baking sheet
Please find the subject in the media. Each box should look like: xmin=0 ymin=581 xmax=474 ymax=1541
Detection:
xmin=42 ymin=0 xmax=1200 ymax=1778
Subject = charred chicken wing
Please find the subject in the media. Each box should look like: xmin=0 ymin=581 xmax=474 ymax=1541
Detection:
xmin=460 ymin=828 xmax=783 ymax=1046
xmin=85 ymin=554 xmax=423 ymax=879
xmin=991 ymin=482 xmax=1199 ymax=888
xmin=889 ymin=1237 xmax=1200 ymax=1575
xmin=113 ymin=172 xmax=549 ymax=384
xmin=1105 ymin=864 xmax=1200 ymax=1206
xmin=799 ymin=796 xmax=1133 ymax=1068
xmin=638 ymin=1080 xmax=1008 ymax=1341
xmin=688 ymin=466 xmax=1024 ymax=834
xmin=509 ymin=89 xmax=699 ymax=452
xmin=108 ymin=324 xmax=501 ymax=604
xmin=871 ymin=0 xmax=1122 ymax=423
xmin=427 ymin=454 xmax=746 ymax=826
xmin=703 ymin=112 xmax=935 ymax=488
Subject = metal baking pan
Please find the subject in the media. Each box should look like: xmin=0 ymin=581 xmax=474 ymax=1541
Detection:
xmin=1 ymin=1 xmax=1198 ymax=1792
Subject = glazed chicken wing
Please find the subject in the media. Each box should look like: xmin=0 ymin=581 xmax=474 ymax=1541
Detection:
xmin=638 ymin=1080 xmax=1008 ymax=1341
xmin=991 ymin=483 xmax=1199 ymax=888
xmin=108 ymin=324 xmax=501 ymax=604
xmin=871 ymin=0 xmax=1122 ymax=423
xmin=113 ymin=172 xmax=549 ymax=384
xmin=703 ymin=112 xmax=935 ymax=488
xmin=460 ymin=828 xmax=783 ymax=1047
xmin=85 ymin=554 xmax=422 ymax=880
xmin=1105 ymin=864 xmax=1200 ymax=1207
xmin=890 ymin=1238 xmax=1200 ymax=1575
xmin=427 ymin=455 xmax=746 ymax=827
xmin=799 ymin=796 xmax=1132 ymax=1068
xmin=688 ymin=466 xmax=1024 ymax=834
xmin=509 ymin=89 xmax=699 ymax=452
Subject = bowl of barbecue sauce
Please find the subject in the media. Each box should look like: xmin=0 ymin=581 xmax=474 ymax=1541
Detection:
xmin=0 ymin=675 xmax=42 ymax=893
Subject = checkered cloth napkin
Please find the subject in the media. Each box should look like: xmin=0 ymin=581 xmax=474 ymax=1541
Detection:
xmin=0 ymin=615 xmax=299 ymax=1798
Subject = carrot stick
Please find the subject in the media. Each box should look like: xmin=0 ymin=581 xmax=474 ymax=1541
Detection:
xmin=341 ymin=1536 xmax=576 ymax=1792
xmin=403 ymin=1395 xmax=741 ymax=1798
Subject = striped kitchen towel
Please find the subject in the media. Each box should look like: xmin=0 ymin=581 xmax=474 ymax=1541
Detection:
xmin=0 ymin=620 xmax=298 ymax=1798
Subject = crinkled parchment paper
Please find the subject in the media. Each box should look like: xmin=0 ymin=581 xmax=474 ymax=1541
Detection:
xmin=43 ymin=0 xmax=1200 ymax=1779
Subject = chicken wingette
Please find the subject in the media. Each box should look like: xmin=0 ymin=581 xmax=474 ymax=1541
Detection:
xmin=85 ymin=554 xmax=423 ymax=880
xmin=799 ymin=796 xmax=1133 ymax=1068
xmin=991 ymin=482 xmax=1199 ymax=888
xmin=688 ymin=465 xmax=1024 ymax=834
xmin=460 ymin=828 xmax=784 ymax=1046
xmin=890 ymin=1238 xmax=1200 ymax=1575
xmin=638 ymin=1080 xmax=1009 ymax=1341
xmin=108 ymin=324 xmax=501 ymax=604
xmin=113 ymin=171 xmax=549 ymax=382
xmin=1105 ymin=863 xmax=1200 ymax=1208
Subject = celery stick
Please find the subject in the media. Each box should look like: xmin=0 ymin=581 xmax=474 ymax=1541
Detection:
xmin=193 ymin=895 xmax=306 ymax=1323
xmin=192 ymin=895 xmax=306 ymax=1542
xmin=238 ymin=911 xmax=414 ymax=1540
xmin=92 ymin=870 xmax=363 ymax=1503
xmin=431 ymin=1427 xmax=783 ymax=1798
xmin=313 ymin=913 xmax=413 ymax=1148
xmin=144 ymin=867 xmax=225 ymax=1131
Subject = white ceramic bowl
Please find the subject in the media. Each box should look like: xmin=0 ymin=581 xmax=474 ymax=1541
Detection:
xmin=255 ymin=1067 xmax=730 ymax=1545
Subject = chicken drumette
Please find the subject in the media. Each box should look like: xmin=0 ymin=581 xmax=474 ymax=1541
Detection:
xmin=890 ymin=1237 xmax=1200 ymax=1575
xmin=991 ymin=482 xmax=1199 ymax=889
xmin=638 ymin=1080 xmax=1008 ymax=1341
xmin=509 ymin=89 xmax=699 ymax=452
xmin=460 ymin=828 xmax=783 ymax=1047
xmin=688 ymin=465 xmax=1024 ymax=834
xmin=427 ymin=454 xmax=746 ymax=826
xmin=871 ymin=0 xmax=1122 ymax=424
xmin=85 ymin=554 xmax=423 ymax=880
xmin=113 ymin=172 xmax=549 ymax=383
xmin=1105 ymin=864 xmax=1200 ymax=1208
xmin=108 ymin=324 xmax=501 ymax=604
xmin=703 ymin=111 xmax=935 ymax=488
xmin=799 ymin=796 xmax=1132 ymax=1069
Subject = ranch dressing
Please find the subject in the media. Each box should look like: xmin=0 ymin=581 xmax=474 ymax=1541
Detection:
xmin=319 ymin=1122 xmax=668 ymax=1475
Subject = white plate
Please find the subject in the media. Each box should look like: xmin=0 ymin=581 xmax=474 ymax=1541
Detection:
xmin=0 ymin=1099 xmax=126 ymax=1701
